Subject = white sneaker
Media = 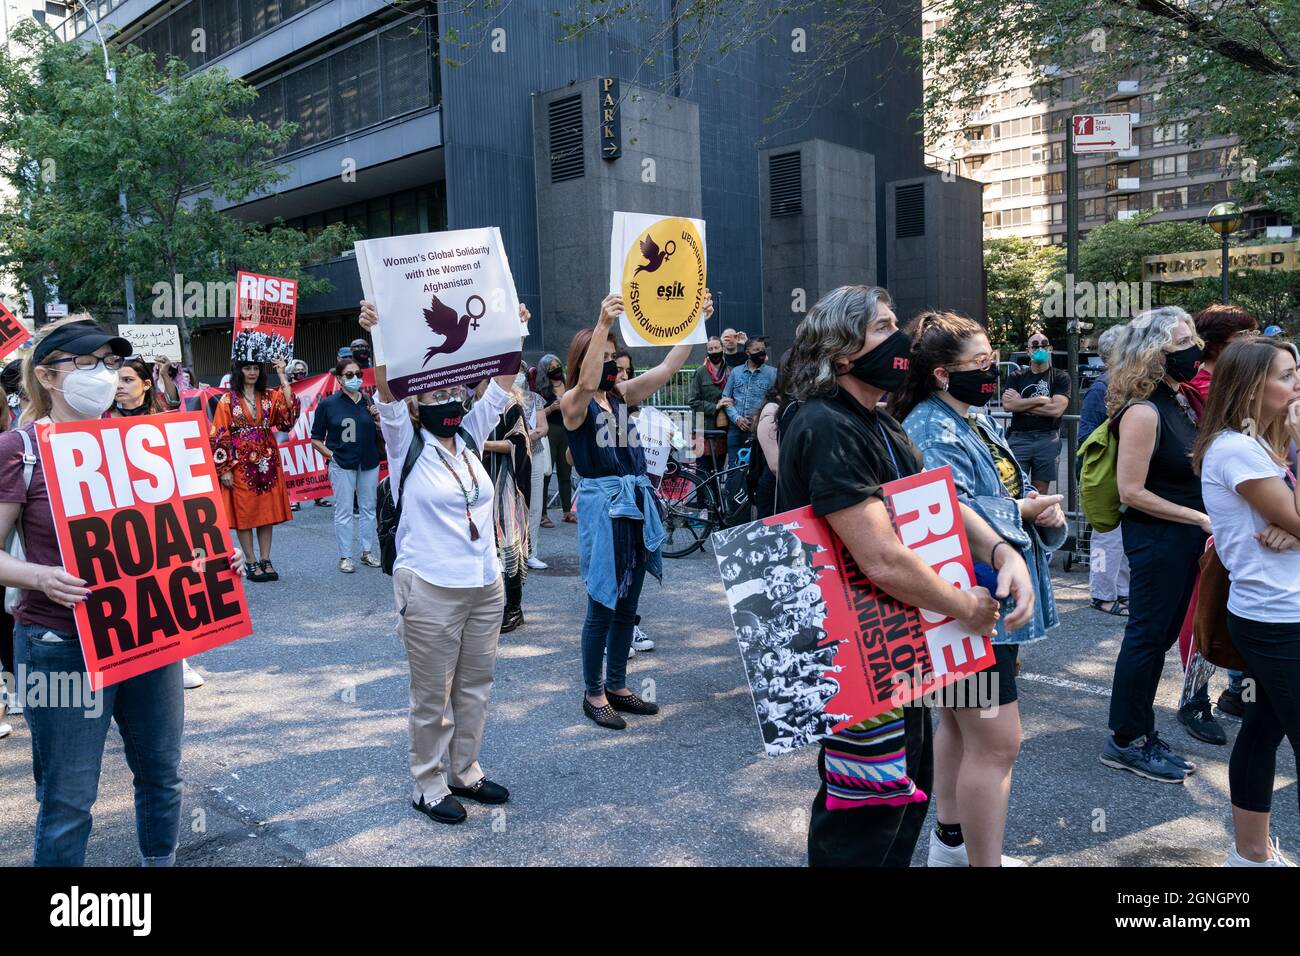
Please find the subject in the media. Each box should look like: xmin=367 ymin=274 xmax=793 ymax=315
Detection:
xmin=0 ymin=720 xmax=11 ymax=739
xmin=339 ymin=557 xmax=356 ymax=573
xmin=631 ymin=626 xmax=655 ymax=652
xmin=526 ymin=557 xmax=548 ymax=570
xmin=1224 ymin=838 xmax=1296 ymax=867
xmin=927 ymin=829 xmax=1026 ymax=866
xmin=4 ymin=687 xmax=21 ymax=717
xmin=181 ymin=660 xmax=205 ymax=690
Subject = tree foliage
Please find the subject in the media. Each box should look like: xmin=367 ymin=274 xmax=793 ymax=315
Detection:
xmin=0 ymin=20 xmax=354 ymax=367
xmin=984 ymin=236 xmax=1063 ymax=350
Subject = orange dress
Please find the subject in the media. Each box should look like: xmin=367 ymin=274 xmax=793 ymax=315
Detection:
xmin=210 ymin=388 xmax=299 ymax=530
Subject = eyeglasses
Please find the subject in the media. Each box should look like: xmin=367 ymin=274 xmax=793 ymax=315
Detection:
xmin=44 ymin=354 xmax=125 ymax=371
xmin=423 ymin=387 xmax=468 ymax=404
xmin=945 ymin=351 xmax=1000 ymax=372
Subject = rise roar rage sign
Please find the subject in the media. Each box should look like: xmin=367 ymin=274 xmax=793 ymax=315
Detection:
xmin=38 ymin=411 xmax=253 ymax=689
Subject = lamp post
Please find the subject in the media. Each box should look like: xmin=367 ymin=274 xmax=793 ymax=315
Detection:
xmin=69 ymin=0 xmax=137 ymax=322
xmin=1205 ymin=201 xmax=1242 ymax=305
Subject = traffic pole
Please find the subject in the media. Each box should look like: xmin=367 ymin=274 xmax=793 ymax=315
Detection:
xmin=1065 ymin=120 xmax=1080 ymax=520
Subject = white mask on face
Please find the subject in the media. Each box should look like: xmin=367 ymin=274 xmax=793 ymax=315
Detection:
xmin=53 ymin=365 xmax=119 ymax=417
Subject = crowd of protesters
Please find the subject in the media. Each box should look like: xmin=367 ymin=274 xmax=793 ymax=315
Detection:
xmin=0 ymin=292 xmax=1297 ymax=873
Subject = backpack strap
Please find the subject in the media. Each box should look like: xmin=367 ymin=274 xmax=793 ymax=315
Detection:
xmin=17 ymin=426 xmax=35 ymax=493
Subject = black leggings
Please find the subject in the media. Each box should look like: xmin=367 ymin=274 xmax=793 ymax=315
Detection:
xmin=1227 ymin=611 xmax=1300 ymax=814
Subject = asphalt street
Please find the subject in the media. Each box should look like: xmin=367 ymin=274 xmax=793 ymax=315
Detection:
xmin=1 ymin=502 xmax=1294 ymax=866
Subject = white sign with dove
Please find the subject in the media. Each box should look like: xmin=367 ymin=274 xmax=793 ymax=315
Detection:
xmin=355 ymin=227 xmax=526 ymax=399
xmin=118 ymin=324 xmax=183 ymax=363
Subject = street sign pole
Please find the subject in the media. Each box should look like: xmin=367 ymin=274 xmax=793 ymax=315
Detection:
xmin=1065 ymin=120 xmax=1080 ymax=517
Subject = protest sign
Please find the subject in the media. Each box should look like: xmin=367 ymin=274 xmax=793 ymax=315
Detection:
xmin=609 ymin=211 xmax=708 ymax=348
xmin=355 ymin=227 xmax=524 ymax=398
xmin=713 ymin=466 xmax=994 ymax=756
xmin=636 ymin=405 xmax=675 ymax=478
xmin=0 ymin=303 xmax=31 ymax=362
xmin=118 ymin=324 xmax=182 ymax=363
xmin=38 ymin=411 xmax=253 ymax=689
xmin=232 ymin=271 xmax=297 ymax=363
xmin=278 ymin=369 xmax=388 ymax=502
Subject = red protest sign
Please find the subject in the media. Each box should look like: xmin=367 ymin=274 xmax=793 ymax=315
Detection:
xmin=278 ymin=369 xmax=388 ymax=503
xmin=0 ymin=303 xmax=31 ymax=362
xmin=233 ymin=271 xmax=297 ymax=363
xmin=712 ymin=465 xmax=994 ymax=755
xmin=38 ymin=411 xmax=253 ymax=689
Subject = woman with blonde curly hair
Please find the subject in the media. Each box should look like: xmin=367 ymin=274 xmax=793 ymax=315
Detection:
xmin=1100 ymin=307 xmax=1211 ymax=784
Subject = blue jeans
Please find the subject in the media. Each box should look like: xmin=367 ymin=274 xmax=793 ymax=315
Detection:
xmin=580 ymin=561 xmax=648 ymax=696
xmin=328 ymin=462 xmax=378 ymax=558
xmin=14 ymin=622 xmax=184 ymax=866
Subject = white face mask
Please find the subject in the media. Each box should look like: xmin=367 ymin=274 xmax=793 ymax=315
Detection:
xmin=54 ymin=365 xmax=119 ymax=417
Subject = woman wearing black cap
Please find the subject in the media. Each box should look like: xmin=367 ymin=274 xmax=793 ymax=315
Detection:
xmin=0 ymin=316 xmax=245 ymax=865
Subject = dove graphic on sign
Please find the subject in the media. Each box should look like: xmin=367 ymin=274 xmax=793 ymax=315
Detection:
xmin=633 ymin=234 xmax=676 ymax=276
xmin=422 ymin=293 xmax=487 ymax=365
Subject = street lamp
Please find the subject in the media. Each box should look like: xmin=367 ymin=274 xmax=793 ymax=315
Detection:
xmin=65 ymin=0 xmax=137 ymax=322
xmin=1205 ymin=201 xmax=1242 ymax=305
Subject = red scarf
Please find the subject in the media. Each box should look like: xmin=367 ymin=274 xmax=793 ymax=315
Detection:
xmin=706 ymin=357 xmax=728 ymax=387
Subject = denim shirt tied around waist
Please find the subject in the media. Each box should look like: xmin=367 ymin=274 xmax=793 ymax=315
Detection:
xmin=902 ymin=394 xmax=1063 ymax=645
xmin=576 ymin=474 xmax=664 ymax=610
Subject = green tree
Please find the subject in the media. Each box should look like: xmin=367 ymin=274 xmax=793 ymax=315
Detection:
xmin=1076 ymin=212 xmax=1220 ymax=286
xmin=984 ymin=237 xmax=1062 ymax=351
xmin=1184 ymin=269 xmax=1300 ymax=330
xmin=0 ymin=20 xmax=354 ymax=368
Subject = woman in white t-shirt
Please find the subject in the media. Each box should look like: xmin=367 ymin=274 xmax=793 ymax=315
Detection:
xmin=1193 ymin=337 xmax=1300 ymax=867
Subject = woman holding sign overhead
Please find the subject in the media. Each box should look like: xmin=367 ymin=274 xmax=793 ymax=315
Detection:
xmin=561 ymin=290 xmax=711 ymax=730
xmin=0 ymin=316 xmax=246 ymax=866
xmin=358 ymin=297 xmax=529 ymax=827
xmin=210 ymin=357 xmax=298 ymax=583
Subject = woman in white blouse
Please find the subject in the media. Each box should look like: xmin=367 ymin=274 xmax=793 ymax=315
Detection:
xmin=359 ymin=299 xmax=529 ymax=827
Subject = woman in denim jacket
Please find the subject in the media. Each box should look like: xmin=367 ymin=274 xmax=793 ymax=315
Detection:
xmin=891 ymin=311 xmax=1066 ymax=868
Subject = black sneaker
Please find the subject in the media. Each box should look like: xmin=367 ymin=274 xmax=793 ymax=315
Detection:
xmin=500 ymin=607 xmax=524 ymax=634
xmin=449 ymin=778 xmax=510 ymax=805
xmin=1217 ymin=688 xmax=1245 ymax=719
xmin=412 ymin=793 xmax=467 ymax=825
xmin=1178 ymin=701 xmax=1227 ymax=745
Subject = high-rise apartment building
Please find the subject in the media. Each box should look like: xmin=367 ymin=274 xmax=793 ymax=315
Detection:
xmin=923 ymin=9 xmax=1291 ymax=246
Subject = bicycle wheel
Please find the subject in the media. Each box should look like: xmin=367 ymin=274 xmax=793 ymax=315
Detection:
xmin=656 ymin=467 xmax=714 ymax=558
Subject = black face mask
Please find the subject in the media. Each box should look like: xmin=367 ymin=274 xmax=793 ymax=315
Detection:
xmin=1165 ymin=345 xmax=1203 ymax=383
xmin=707 ymin=352 xmax=724 ymax=366
xmin=599 ymin=359 xmax=619 ymax=391
xmin=848 ymin=330 xmax=912 ymax=392
xmin=749 ymin=351 xmax=768 ymax=366
xmin=547 ymin=367 xmax=564 ymax=381
xmin=418 ymin=400 xmax=465 ymax=438
xmin=946 ymin=368 xmax=999 ymax=407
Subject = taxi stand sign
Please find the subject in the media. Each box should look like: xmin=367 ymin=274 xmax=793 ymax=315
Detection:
xmin=1072 ymin=114 xmax=1132 ymax=152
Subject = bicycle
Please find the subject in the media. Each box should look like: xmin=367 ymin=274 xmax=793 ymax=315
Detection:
xmin=655 ymin=444 xmax=755 ymax=558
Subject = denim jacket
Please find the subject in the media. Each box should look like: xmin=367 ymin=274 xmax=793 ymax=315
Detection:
xmin=902 ymin=394 xmax=1063 ymax=645
xmin=576 ymin=474 xmax=664 ymax=610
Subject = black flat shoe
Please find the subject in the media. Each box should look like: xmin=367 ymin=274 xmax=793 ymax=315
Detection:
xmin=583 ymin=696 xmax=627 ymax=730
xmin=412 ymin=794 xmax=467 ymax=825
xmin=607 ymin=690 xmax=659 ymax=716
xmin=260 ymin=560 xmax=280 ymax=582
xmin=450 ymin=778 xmax=510 ymax=804
xmin=246 ymin=561 xmax=269 ymax=583
xmin=500 ymin=607 xmax=524 ymax=634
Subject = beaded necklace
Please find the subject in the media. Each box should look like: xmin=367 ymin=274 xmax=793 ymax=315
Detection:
xmin=432 ymin=441 xmax=481 ymax=541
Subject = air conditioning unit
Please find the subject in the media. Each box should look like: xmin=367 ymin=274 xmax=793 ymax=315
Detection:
xmin=1118 ymin=147 xmax=1140 ymax=160
xmin=1118 ymin=177 xmax=1140 ymax=191
xmin=1266 ymin=225 xmax=1295 ymax=239
xmin=1118 ymin=80 xmax=1139 ymax=94
xmin=1118 ymin=210 xmax=1140 ymax=221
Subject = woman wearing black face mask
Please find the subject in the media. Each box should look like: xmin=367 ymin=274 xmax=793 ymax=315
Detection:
xmin=537 ymin=352 xmax=573 ymax=526
xmin=1101 ymin=307 xmax=1212 ymax=785
xmin=358 ymin=298 xmax=530 ymax=827
xmin=561 ymin=290 xmax=712 ymax=729
xmin=688 ymin=336 xmax=732 ymax=477
xmin=891 ymin=311 xmax=1066 ymax=867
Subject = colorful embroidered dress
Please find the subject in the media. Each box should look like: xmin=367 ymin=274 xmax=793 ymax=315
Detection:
xmin=210 ymin=388 xmax=298 ymax=530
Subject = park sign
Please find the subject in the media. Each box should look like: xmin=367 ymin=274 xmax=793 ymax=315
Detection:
xmin=1072 ymin=113 xmax=1132 ymax=152
xmin=1143 ymin=241 xmax=1300 ymax=283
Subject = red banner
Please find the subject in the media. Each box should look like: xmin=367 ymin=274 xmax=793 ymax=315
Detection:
xmin=232 ymin=271 xmax=297 ymax=363
xmin=278 ymin=369 xmax=388 ymax=503
xmin=713 ymin=465 xmax=995 ymax=755
xmin=0 ymin=303 xmax=30 ymax=362
xmin=38 ymin=411 xmax=253 ymax=689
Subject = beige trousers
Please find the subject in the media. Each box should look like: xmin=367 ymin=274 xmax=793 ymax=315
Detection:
xmin=393 ymin=568 xmax=505 ymax=804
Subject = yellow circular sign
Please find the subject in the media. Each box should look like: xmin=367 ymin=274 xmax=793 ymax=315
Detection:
xmin=620 ymin=217 xmax=707 ymax=345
